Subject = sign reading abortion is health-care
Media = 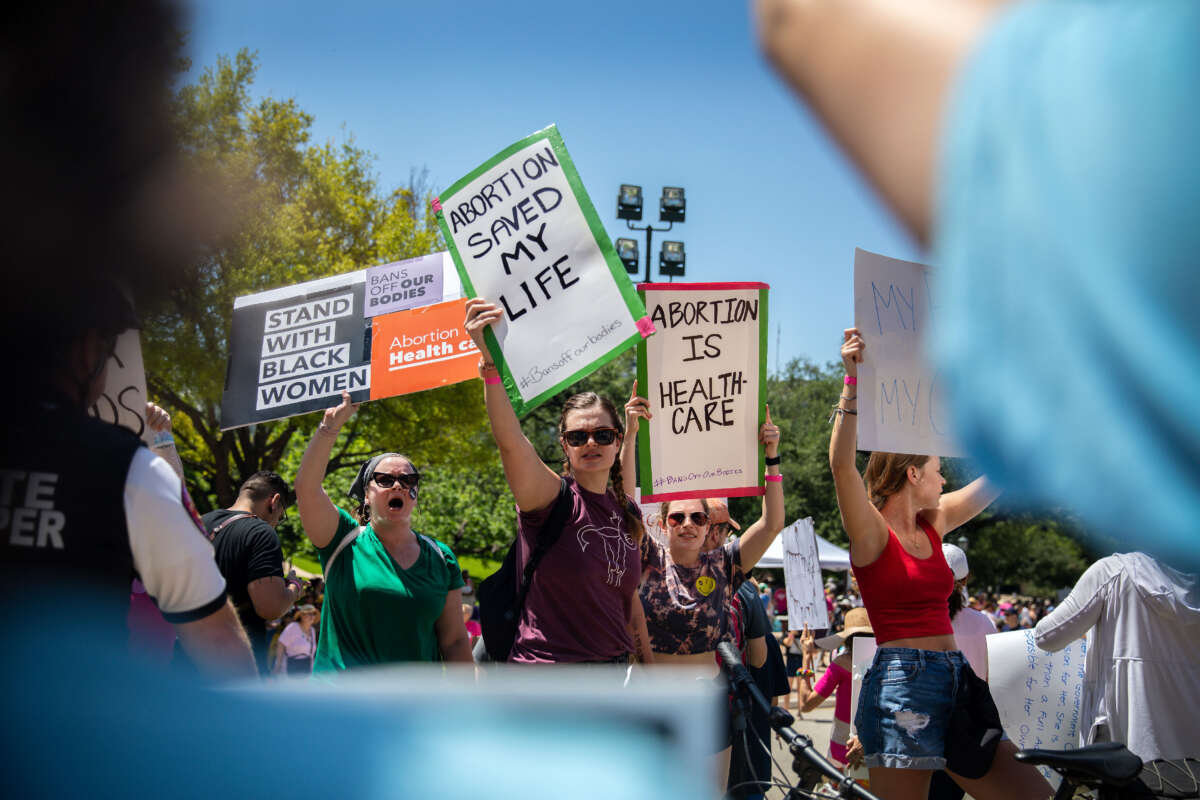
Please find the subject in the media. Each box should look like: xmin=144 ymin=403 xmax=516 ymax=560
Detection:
xmin=434 ymin=124 xmax=650 ymax=416
xmin=637 ymin=282 xmax=768 ymax=503
xmin=853 ymin=248 xmax=961 ymax=457
xmin=220 ymin=257 xmax=475 ymax=429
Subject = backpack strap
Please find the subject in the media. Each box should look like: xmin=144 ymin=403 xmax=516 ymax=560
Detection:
xmin=419 ymin=534 xmax=447 ymax=565
xmin=322 ymin=525 xmax=364 ymax=577
xmin=513 ymin=477 xmax=572 ymax=617
xmin=324 ymin=529 xmax=447 ymax=578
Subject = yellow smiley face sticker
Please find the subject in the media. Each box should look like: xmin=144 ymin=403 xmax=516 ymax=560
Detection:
xmin=695 ymin=576 xmax=716 ymax=596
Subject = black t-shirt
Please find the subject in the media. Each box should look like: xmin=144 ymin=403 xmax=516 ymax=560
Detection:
xmin=202 ymin=510 xmax=284 ymax=673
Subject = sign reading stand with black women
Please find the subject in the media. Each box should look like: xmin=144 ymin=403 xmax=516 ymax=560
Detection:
xmin=434 ymin=124 xmax=652 ymax=416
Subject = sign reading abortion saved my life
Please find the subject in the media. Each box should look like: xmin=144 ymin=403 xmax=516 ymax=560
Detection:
xmin=220 ymin=259 xmax=474 ymax=429
xmin=434 ymin=125 xmax=650 ymax=416
xmin=853 ymin=248 xmax=962 ymax=457
xmin=637 ymin=283 xmax=768 ymax=503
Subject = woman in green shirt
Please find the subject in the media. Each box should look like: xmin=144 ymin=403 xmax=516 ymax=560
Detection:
xmin=294 ymin=390 xmax=472 ymax=672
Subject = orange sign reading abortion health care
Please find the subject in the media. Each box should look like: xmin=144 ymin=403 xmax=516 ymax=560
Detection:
xmin=369 ymin=298 xmax=480 ymax=399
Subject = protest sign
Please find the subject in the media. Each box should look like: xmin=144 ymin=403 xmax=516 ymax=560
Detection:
xmin=89 ymin=330 xmax=150 ymax=442
xmin=853 ymin=248 xmax=961 ymax=457
xmin=220 ymin=256 xmax=470 ymax=429
xmin=434 ymin=125 xmax=650 ymax=416
xmin=370 ymin=298 xmax=480 ymax=397
xmin=988 ymin=629 xmax=1088 ymax=788
xmin=364 ymin=252 xmax=457 ymax=317
xmin=636 ymin=282 xmax=768 ymax=502
xmin=782 ymin=518 xmax=826 ymax=630
xmin=849 ymin=635 xmax=878 ymax=735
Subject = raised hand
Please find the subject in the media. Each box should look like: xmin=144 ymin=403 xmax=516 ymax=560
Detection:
xmin=759 ymin=404 xmax=780 ymax=456
xmin=144 ymin=402 xmax=173 ymax=433
xmin=463 ymin=298 xmax=504 ymax=356
xmin=624 ymin=380 xmax=652 ymax=437
xmin=322 ymin=390 xmax=359 ymax=433
xmin=841 ymin=327 xmax=865 ymax=376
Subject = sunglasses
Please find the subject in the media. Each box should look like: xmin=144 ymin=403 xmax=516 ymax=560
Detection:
xmin=371 ymin=471 xmax=421 ymax=490
xmin=562 ymin=428 xmax=620 ymax=447
xmin=667 ymin=511 xmax=710 ymax=527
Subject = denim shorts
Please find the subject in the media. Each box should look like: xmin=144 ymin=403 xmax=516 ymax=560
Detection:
xmin=856 ymin=647 xmax=967 ymax=770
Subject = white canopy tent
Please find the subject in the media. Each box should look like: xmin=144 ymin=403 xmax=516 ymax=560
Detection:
xmin=755 ymin=525 xmax=852 ymax=571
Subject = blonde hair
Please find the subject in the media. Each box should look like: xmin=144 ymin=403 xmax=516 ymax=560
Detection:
xmin=863 ymin=452 xmax=930 ymax=509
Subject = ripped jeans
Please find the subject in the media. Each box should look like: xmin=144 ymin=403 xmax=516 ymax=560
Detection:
xmin=856 ymin=647 xmax=966 ymax=770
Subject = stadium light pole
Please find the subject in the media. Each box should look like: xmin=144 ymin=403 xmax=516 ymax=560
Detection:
xmin=615 ymin=185 xmax=686 ymax=283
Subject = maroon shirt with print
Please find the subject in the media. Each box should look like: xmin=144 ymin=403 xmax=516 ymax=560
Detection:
xmin=510 ymin=478 xmax=641 ymax=663
xmin=640 ymin=536 xmax=743 ymax=654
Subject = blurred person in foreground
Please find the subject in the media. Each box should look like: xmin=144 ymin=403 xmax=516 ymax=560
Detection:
xmin=1034 ymin=553 xmax=1200 ymax=762
xmin=0 ymin=1 xmax=254 ymax=679
xmin=754 ymin=0 xmax=1200 ymax=573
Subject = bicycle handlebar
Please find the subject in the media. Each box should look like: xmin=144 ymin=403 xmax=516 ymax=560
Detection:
xmin=716 ymin=642 xmax=881 ymax=800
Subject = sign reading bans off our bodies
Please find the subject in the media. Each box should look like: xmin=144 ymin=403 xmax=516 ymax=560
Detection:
xmin=853 ymin=248 xmax=962 ymax=457
xmin=435 ymin=124 xmax=650 ymax=416
xmin=220 ymin=255 xmax=477 ymax=429
xmin=637 ymin=282 xmax=768 ymax=503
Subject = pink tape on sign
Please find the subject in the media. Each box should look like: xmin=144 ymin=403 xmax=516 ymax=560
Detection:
xmin=431 ymin=197 xmax=442 ymax=212
xmin=635 ymin=316 xmax=656 ymax=338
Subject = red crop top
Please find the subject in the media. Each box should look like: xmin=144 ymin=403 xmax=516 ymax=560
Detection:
xmin=851 ymin=518 xmax=954 ymax=646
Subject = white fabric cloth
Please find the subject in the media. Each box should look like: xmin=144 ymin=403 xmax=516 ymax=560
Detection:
xmin=951 ymin=606 xmax=996 ymax=681
xmin=277 ymin=621 xmax=316 ymax=659
xmin=123 ymin=449 xmax=226 ymax=616
xmin=1034 ymin=552 xmax=1200 ymax=761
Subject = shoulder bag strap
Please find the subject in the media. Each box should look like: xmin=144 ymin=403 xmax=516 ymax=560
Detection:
xmin=323 ymin=526 xmax=364 ymax=578
xmin=208 ymin=511 xmax=255 ymax=539
xmin=513 ymin=477 xmax=572 ymax=614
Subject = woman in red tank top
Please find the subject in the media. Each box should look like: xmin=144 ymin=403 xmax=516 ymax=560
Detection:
xmin=829 ymin=327 xmax=1050 ymax=800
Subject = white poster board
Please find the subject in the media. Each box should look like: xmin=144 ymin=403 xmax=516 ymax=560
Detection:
xmin=435 ymin=125 xmax=648 ymax=416
xmin=988 ymin=629 xmax=1088 ymax=788
xmin=637 ymin=282 xmax=768 ymax=503
xmin=853 ymin=248 xmax=961 ymax=456
xmin=849 ymin=635 xmax=878 ymax=735
xmin=782 ymin=518 xmax=827 ymax=630
xmin=88 ymin=330 xmax=151 ymax=444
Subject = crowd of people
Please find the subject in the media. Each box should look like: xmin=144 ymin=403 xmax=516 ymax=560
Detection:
xmin=3 ymin=0 xmax=1198 ymax=798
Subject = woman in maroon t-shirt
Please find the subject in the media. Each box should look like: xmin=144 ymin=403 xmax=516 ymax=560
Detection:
xmin=830 ymin=327 xmax=1049 ymax=800
xmin=465 ymin=300 xmax=652 ymax=665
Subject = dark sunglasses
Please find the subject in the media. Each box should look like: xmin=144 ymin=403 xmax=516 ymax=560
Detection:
xmin=667 ymin=511 xmax=710 ymax=527
xmin=562 ymin=428 xmax=620 ymax=447
xmin=371 ymin=471 xmax=421 ymax=490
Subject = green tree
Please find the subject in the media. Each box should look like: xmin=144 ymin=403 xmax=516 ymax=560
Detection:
xmin=144 ymin=50 xmax=488 ymax=524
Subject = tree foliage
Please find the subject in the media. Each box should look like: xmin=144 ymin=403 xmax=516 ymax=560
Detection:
xmin=145 ymin=50 xmax=486 ymax=522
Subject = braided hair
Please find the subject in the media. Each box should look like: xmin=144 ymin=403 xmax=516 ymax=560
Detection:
xmin=558 ymin=392 xmax=644 ymax=547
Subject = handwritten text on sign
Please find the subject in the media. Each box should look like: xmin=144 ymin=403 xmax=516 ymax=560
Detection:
xmin=782 ymin=518 xmax=827 ymax=630
xmin=437 ymin=126 xmax=646 ymax=415
xmin=853 ymin=248 xmax=961 ymax=457
xmin=988 ymin=629 xmax=1087 ymax=788
xmin=89 ymin=330 xmax=150 ymax=442
xmin=638 ymin=283 xmax=767 ymax=503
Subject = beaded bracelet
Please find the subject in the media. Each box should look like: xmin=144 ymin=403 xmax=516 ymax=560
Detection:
xmin=765 ymin=474 xmax=783 ymax=483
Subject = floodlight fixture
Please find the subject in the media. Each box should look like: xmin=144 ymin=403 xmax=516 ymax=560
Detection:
xmin=617 ymin=184 xmax=643 ymax=221
xmin=659 ymin=240 xmax=685 ymax=276
xmin=615 ymin=238 xmax=640 ymax=274
xmin=659 ymin=186 xmax=686 ymax=223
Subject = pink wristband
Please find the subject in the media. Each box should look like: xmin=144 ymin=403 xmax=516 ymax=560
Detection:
xmin=484 ymin=375 xmax=502 ymax=385
xmin=765 ymin=474 xmax=783 ymax=483
xmin=844 ymin=375 xmax=857 ymax=386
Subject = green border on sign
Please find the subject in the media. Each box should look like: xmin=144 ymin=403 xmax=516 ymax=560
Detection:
xmin=636 ymin=283 xmax=771 ymax=500
xmin=757 ymin=286 xmax=769 ymax=491
xmin=434 ymin=124 xmax=647 ymax=416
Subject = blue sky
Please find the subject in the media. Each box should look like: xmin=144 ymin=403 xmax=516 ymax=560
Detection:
xmin=185 ymin=0 xmax=922 ymax=372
